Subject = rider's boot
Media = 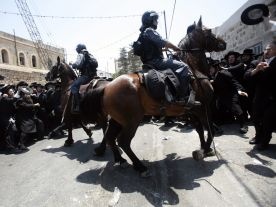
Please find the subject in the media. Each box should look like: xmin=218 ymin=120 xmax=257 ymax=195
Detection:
xmin=71 ymin=93 xmax=80 ymax=114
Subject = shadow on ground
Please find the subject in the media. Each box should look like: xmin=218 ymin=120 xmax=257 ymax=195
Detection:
xmin=41 ymin=138 xmax=112 ymax=163
xmin=76 ymin=153 xmax=225 ymax=206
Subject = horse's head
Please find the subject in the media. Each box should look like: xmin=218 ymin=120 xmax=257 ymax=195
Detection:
xmin=179 ymin=17 xmax=226 ymax=53
xmin=45 ymin=56 xmax=62 ymax=81
xmin=45 ymin=56 xmax=77 ymax=82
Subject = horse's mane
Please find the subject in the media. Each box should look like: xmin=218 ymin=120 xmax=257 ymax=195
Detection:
xmin=178 ymin=24 xmax=211 ymax=77
xmin=61 ymin=62 xmax=77 ymax=80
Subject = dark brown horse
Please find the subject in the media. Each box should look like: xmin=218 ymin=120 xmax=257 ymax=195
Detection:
xmin=46 ymin=57 xmax=109 ymax=148
xmin=81 ymin=17 xmax=226 ymax=176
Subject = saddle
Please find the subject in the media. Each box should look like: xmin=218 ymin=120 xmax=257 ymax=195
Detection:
xmin=141 ymin=65 xmax=183 ymax=103
xmin=79 ymin=76 xmax=101 ymax=95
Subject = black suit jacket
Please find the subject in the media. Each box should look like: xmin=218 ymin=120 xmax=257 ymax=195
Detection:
xmin=248 ymin=57 xmax=276 ymax=112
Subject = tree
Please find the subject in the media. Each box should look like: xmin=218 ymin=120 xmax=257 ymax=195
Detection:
xmin=117 ymin=47 xmax=129 ymax=75
xmin=114 ymin=46 xmax=142 ymax=78
xmin=128 ymin=46 xmax=142 ymax=72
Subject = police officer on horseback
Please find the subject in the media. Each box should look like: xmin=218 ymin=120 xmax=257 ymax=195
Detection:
xmin=135 ymin=11 xmax=200 ymax=106
xmin=71 ymin=43 xmax=98 ymax=113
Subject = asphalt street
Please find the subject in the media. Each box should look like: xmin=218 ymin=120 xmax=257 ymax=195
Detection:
xmin=0 ymin=121 xmax=275 ymax=207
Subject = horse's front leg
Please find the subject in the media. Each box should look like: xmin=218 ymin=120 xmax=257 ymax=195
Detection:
xmin=80 ymin=122 xmax=92 ymax=139
xmin=190 ymin=115 xmax=207 ymax=161
xmin=204 ymin=123 xmax=215 ymax=157
xmin=64 ymin=122 xmax=74 ymax=147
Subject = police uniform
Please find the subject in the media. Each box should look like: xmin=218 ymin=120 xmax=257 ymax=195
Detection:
xmin=137 ymin=11 xmax=199 ymax=106
xmin=71 ymin=44 xmax=98 ymax=113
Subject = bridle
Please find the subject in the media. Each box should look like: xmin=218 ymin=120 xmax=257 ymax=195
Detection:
xmin=180 ymin=28 xmax=219 ymax=53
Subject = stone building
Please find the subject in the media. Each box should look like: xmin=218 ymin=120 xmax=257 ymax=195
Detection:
xmin=212 ymin=0 xmax=276 ymax=60
xmin=0 ymin=30 xmax=65 ymax=84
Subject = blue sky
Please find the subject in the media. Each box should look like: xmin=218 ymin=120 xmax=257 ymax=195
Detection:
xmin=1 ymin=0 xmax=248 ymax=73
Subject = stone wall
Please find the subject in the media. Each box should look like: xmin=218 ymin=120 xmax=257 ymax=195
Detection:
xmin=0 ymin=64 xmax=48 ymax=85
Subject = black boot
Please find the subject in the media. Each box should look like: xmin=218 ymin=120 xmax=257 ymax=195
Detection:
xmin=186 ymin=89 xmax=201 ymax=107
xmin=71 ymin=93 xmax=80 ymax=114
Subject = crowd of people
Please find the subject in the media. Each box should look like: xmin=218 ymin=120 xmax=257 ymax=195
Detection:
xmin=209 ymin=41 xmax=276 ymax=150
xmin=0 ymin=41 xmax=275 ymax=154
xmin=0 ymin=80 xmax=63 ymax=153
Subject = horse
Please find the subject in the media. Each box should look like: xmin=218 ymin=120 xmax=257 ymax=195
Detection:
xmin=46 ymin=57 xmax=109 ymax=149
xmin=80 ymin=17 xmax=227 ymax=177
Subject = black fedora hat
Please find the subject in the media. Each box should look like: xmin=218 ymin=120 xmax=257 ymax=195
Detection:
xmin=241 ymin=4 xmax=269 ymax=25
xmin=45 ymin=81 xmax=56 ymax=90
xmin=241 ymin=49 xmax=255 ymax=56
xmin=30 ymin=82 xmax=38 ymax=88
xmin=36 ymin=83 xmax=44 ymax=88
xmin=1 ymin=84 xmax=16 ymax=94
xmin=16 ymin=81 xmax=28 ymax=89
xmin=224 ymin=51 xmax=240 ymax=59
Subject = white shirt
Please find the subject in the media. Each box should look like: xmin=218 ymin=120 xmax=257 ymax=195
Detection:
xmin=266 ymin=56 xmax=275 ymax=65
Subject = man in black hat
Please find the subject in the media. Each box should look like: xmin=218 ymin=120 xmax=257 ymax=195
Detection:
xmin=32 ymin=83 xmax=48 ymax=134
xmin=14 ymin=87 xmax=44 ymax=150
xmin=240 ymin=49 xmax=258 ymax=119
xmin=241 ymin=49 xmax=255 ymax=63
xmin=14 ymin=81 xmax=29 ymax=98
xmin=246 ymin=41 xmax=276 ymax=150
xmin=0 ymin=85 xmax=17 ymax=152
xmin=224 ymin=51 xmax=240 ymax=67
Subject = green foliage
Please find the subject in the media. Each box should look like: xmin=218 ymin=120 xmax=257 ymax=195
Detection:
xmin=114 ymin=45 xmax=142 ymax=77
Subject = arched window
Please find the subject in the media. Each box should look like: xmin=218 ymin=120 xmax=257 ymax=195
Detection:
xmin=19 ymin=52 xmax=25 ymax=66
xmin=1 ymin=49 xmax=9 ymax=64
xmin=32 ymin=55 xmax=37 ymax=67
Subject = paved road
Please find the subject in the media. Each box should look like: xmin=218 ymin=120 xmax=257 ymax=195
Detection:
xmin=0 ymin=121 xmax=275 ymax=207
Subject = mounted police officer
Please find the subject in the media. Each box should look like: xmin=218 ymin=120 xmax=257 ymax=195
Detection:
xmin=134 ymin=11 xmax=200 ymax=106
xmin=71 ymin=43 xmax=98 ymax=113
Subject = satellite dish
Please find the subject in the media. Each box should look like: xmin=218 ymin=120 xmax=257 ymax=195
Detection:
xmin=241 ymin=4 xmax=269 ymax=25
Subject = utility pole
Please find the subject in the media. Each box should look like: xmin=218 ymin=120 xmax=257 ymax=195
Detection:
xmin=163 ymin=10 xmax=168 ymax=39
xmin=15 ymin=0 xmax=51 ymax=70
xmin=13 ymin=29 xmax=19 ymax=66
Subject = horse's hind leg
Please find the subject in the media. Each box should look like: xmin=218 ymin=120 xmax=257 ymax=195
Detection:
xmin=94 ymin=118 xmax=108 ymax=156
xmin=80 ymin=122 xmax=92 ymax=139
xmin=117 ymin=123 xmax=149 ymax=176
xmin=99 ymin=119 xmax=126 ymax=165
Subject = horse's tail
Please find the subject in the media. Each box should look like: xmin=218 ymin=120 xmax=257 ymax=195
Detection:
xmin=80 ymin=87 xmax=105 ymax=123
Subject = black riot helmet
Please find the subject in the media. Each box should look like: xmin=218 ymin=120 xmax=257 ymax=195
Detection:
xmin=140 ymin=11 xmax=159 ymax=31
xmin=76 ymin=44 xmax=86 ymax=53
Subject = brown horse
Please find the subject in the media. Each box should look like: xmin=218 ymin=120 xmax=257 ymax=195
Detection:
xmin=81 ymin=17 xmax=226 ymax=176
xmin=46 ymin=57 xmax=109 ymax=148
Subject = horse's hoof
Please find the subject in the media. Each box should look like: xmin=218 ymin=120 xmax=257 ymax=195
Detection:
xmin=64 ymin=140 xmax=74 ymax=147
xmin=204 ymin=148 xmax=215 ymax=157
xmin=140 ymin=170 xmax=152 ymax=178
xmin=192 ymin=150 xmax=204 ymax=161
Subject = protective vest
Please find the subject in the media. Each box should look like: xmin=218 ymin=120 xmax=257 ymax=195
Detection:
xmin=80 ymin=51 xmax=98 ymax=77
xmin=133 ymin=32 xmax=163 ymax=63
